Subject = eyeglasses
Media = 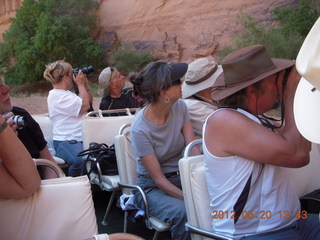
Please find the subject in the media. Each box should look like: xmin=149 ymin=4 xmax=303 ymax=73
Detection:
xmin=171 ymin=79 xmax=182 ymax=86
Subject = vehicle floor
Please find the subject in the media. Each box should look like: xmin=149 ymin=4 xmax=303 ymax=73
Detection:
xmin=91 ymin=185 xmax=172 ymax=240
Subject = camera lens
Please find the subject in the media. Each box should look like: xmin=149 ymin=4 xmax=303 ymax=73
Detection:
xmin=11 ymin=115 xmax=25 ymax=129
xmin=81 ymin=66 xmax=94 ymax=75
xmin=73 ymin=66 xmax=94 ymax=76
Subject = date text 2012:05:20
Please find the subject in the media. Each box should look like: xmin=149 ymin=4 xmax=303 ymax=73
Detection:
xmin=211 ymin=210 xmax=308 ymax=220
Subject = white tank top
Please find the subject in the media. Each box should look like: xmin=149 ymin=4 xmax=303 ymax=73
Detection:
xmin=203 ymin=108 xmax=300 ymax=239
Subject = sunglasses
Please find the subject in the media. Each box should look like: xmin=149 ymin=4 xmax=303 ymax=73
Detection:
xmin=109 ymin=67 xmax=114 ymax=82
xmin=171 ymin=79 xmax=182 ymax=86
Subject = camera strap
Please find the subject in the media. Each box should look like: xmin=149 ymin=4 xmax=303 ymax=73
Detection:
xmin=258 ymin=68 xmax=291 ymax=130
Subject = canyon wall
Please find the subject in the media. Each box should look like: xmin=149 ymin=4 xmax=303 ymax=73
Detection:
xmin=0 ymin=0 xmax=300 ymax=62
xmin=94 ymin=0 xmax=298 ymax=62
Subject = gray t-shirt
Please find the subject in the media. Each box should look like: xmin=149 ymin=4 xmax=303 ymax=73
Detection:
xmin=131 ymin=99 xmax=190 ymax=175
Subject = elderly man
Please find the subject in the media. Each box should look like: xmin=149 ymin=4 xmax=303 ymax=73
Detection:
xmin=99 ymin=67 xmax=140 ymax=112
xmin=182 ymin=56 xmax=222 ymax=138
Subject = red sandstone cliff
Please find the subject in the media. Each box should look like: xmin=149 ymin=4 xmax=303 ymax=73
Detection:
xmin=0 ymin=0 xmax=298 ymax=62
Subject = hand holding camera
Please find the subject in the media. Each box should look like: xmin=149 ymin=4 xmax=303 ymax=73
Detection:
xmin=283 ymin=66 xmax=301 ymax=100
xmin=72 ymin=66 xmax=94 ymax=94
xmin=73 ymin=69 xmax=88 ymax=87
xmin=2 ymin=112 xmax=25 ymax=135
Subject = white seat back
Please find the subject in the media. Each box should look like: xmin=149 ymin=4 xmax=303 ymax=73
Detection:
xmin=179 ymin=155 xmax=212 ymax=240
xmin=114 ymin=124 xmax=137 ymax=194
xmin=82 ymin=114 xmax=135 ymax=149
xmin=288 ymin=143 xmax=320 ymax=197
xmin=32 ymin=113 xmax=53 ymax=140
xmin=0 ymin=175 xmax=98 ymax=240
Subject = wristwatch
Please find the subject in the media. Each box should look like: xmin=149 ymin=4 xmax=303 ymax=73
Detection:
xmin=0 ymin=120 xmax=8 ymax=133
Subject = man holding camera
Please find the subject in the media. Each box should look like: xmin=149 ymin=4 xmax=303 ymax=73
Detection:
xmin=0 ymin=78 xmax=57 ymax=178
xmin=203 ymin=45 xmax=320 ymax=239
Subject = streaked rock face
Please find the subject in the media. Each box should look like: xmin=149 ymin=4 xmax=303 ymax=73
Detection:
xmin=95 ymin=0 xmax=297 ymax=62
xmin=0 ymin=0 xmax=297 ymax=62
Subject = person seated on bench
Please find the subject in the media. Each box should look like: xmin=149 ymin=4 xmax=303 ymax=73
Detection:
xmin=43 ymin=60 xmax=91 ymax=177
xmin=130 ymin=61 xmax=200 ymax=240
xmin=204 ymin=45 xmax=320 ymax=239
xmin=182 ymin=56 xmax=222 ymax=139
xmin=99 ymin=67 xmax=140 ymax=114
xmin=0 ymin=114 xmax=41 ymax=199
xmin=0 ymin=78 xmax=57 ymax=178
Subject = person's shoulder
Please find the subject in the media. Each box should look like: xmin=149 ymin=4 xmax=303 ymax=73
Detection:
xmin=207 ymin=108 xmax=253 ymax=127
xmin=131 ymin=108 xmax=146 ymax=126
xmin=100 ymin=95 xmax=112 ymax=102
xmin=183 ymin=98 xmax=212 ymax=107
xmin=173 ymin=99 xmax=188 ymax=111
xmin=121 ymin=88 xmax=136 ymax=99
xmin=121 ymin=88 xmax=133 ymax=94
xmin=12 ymin=106 xmax=30 ymax=116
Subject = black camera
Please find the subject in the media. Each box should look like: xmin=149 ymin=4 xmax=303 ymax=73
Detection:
xmin=10 ymin=115 xmax=25 ymax=130
xmin=73 ymin=65 xmax=94 ymax=75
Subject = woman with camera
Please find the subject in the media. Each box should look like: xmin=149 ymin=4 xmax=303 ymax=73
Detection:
xmin=0 ymin=114 xmax=41 ymax=199
xmin=43 ymin=60 xmax=91 ymax=177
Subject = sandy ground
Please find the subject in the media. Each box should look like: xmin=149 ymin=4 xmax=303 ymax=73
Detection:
xmin=11 ymin=96 xmax=102 ymax=115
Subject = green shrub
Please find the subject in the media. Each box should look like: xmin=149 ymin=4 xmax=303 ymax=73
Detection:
xmin=273 ymin=0 xmax=319 ymax=37
xmin=0 ymin=0 xmax=105 ymax=86
xmin=110 ymin=43 xmax=155 ymax=75
xmin=221 ymin=0 xmax=320 ymax=59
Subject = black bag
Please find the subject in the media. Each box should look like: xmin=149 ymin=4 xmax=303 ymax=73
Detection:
xmin=78 ymin=142 xmax=118 ymax=176
xmin=300 ymin=189 xmax=320 ymax=214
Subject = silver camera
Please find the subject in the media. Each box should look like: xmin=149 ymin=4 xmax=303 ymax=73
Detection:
xmin=10 ymin=115 xmax=25 ymax=130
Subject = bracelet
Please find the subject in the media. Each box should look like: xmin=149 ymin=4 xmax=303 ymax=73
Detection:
xmin=0 ymin=120 xmax=8 ymax=133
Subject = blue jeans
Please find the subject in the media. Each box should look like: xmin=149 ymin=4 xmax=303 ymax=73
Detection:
xmin=53 ymin=140 xmax=84 ymax=177
xmin=242 ymin=213 xmax=320 ymax=240
xmin=134 ymin=175 xmax=191 ymax=240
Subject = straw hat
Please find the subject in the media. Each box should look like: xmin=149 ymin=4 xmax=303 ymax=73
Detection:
xmin=182 ymin=56 xmax=223 ymax=98
xmin=211 ymin=45 xmax=294 ymax=101
xmin=294 ymin=17 xmax=320 ymax=143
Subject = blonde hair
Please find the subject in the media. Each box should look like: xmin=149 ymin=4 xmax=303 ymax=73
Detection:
xmin=43 ymin=60 xmax=73 ymax=85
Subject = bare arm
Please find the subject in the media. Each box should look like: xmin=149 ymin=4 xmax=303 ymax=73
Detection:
xmin=141 ymin=154 xmax=184 ymax=200
xmin=182 ymin=121 xmax=201 ymax=155
xmin=73 ymin=71 xmax=90 ymax=114
xmin=0 ymin=116 xmax=41 ymax=199
xmin=39 ymin=146 xmax=58 ymax=179
xmin=205 ymin=68 xmax=310 ymax=168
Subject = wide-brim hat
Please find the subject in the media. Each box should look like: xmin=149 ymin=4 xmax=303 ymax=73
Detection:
xmin=294 ymin=17 xmax=320 ymax=143
xmin=211 ymin=44 xmax=295 ymax=101
xmin=182 ymin=56 xmax=223 ymax=98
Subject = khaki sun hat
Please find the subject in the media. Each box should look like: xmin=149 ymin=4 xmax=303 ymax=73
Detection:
xmin=211 ymin=44 xmax=295 ymax=101
xmin=294 ymin=17 xmax=320 ymax=144
xmin=182 ymin=56 xmax=223 ymax=98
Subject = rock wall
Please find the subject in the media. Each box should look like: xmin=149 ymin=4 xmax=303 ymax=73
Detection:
xmin=0 ymin=0 xmax=21 ymax=39
xmin=94 ymin=0 xmax=298 ymax=62
xmin=0 ymin=0 xmax=299 ymax=62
